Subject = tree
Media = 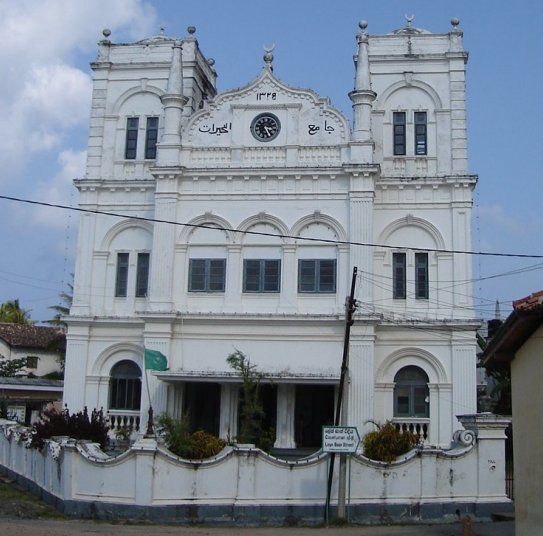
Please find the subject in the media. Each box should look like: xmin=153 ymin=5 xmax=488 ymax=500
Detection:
xmin=0 ymin=299 xmax=33 ymax=324
xmin=47 ymin=276 xmax=73 ymax=327
xmin=0 ymin=355 xmax=28 ymax=377
xmin=478 ymin=323 xmax=512 ymax=415
xmin=227 ymin=350 xmax=266 ymax=446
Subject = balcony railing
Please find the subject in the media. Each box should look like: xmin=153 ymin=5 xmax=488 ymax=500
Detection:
xmin=107 ymin=410 xmax=141 ymax=433
xmin=393 ymin=418 xmax=429 ymax=443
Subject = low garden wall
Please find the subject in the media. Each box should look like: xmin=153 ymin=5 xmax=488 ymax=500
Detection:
xmin=0 ymin=414 xmax=512 ymax=526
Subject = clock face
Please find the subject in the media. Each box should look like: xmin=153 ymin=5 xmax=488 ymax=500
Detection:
xmin=251 ymin=113 xmax=281 ymax=142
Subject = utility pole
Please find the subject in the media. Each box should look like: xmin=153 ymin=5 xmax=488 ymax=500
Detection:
xmin=325 ymin=266 xmax=358 ymax=520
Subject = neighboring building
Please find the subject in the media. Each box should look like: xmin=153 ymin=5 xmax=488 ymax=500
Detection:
xmin=483 ymin=290 xmax=543 ymax=535
xmin=64 ymin=17 xmax=478 ymax=449
xmin=0 ymin=323 xmax=65 ymax=423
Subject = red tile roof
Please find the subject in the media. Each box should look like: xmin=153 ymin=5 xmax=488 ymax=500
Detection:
xmin=513 ymin=290 xmax=543 ymax=310
xmin=0 ymin=323 xmax=65 ymax=350
xmin=483 ymin=292 xmax=543 ymax=365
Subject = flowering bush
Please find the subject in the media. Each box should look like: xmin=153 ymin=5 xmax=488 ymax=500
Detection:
xmin=29 ymin=407 xmax=109 ymax=450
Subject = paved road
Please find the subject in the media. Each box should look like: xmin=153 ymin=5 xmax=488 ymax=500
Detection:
xmin=0 ymin=519 xmax=515 ymax=535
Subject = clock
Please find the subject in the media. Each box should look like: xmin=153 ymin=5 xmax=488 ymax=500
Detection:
xmin=250 ymin=113 xmax=280 ymax=141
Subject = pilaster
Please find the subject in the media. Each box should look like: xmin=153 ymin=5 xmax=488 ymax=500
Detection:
xmin=149 ymin=176 xmax=178 ymax=311
xmin=71 ymin=211 xmax=96 ymax=315
xmin=347 ymin=172 xmax=375 ymax=305
xmin=347 ymin=328 xmax=375 ymax=436
xmin=452 ymin=345 xmax=477 ymax=430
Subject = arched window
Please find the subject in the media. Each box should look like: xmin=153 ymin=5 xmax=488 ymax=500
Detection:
xmin=108 ymin=360 xmax=142 ymax=411
xmin=394 ymin=366 xmax=429 ymax=418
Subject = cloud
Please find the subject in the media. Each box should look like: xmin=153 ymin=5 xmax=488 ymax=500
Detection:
xmin=33 ymin=149 xmax=87 ymax=229
xmin=476 ymin=204 xmax=523 ymax=235
xmin=0 ymin=0 xmax=158 ymax=182
xmin=2 ymin=64 xmax=93 ymax=160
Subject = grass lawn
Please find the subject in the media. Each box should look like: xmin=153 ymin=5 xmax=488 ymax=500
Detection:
xmin=0 ymin=476 xmax=64 ymax=519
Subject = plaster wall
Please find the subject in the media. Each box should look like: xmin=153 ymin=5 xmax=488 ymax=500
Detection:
xmin=511 ymin=324 xmax=543 ymax=535
xmin=0 ymin=416 xmax=511 ymax=525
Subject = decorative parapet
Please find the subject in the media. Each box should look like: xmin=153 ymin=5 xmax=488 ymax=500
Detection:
xmin=457 ymin=413 xmax=511 ymax=440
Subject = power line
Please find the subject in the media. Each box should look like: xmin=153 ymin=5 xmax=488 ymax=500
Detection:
xmin=2 ymin=193 xmax=542 ymax=259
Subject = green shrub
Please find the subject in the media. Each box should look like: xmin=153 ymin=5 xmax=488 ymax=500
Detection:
xmin=29 ymin=407 xmax=109 ymax=450
xmin=362 ymin=421 xmax=418 ymax=463
xmin=189 ymin=430 xmax=226 ymax=459
xmin=157 ymin=414 xmax=225 ymax=459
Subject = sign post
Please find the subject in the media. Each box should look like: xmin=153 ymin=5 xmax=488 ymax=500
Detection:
xmin=322 ymin=426 xmax=360 ymax=454
xmin=322 ymin=426 xmax=360 ymax=520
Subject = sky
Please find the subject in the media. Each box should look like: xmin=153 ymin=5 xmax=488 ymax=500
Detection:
xmin=0 ymin=0 xmax=541 ymax=324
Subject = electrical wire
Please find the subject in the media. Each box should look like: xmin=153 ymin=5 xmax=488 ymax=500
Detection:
xmin=1 ymin=193 xmax=542 ymax=259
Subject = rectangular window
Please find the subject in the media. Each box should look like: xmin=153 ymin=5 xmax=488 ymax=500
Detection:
xmin=414 ymin=112 xmax=427 ymax=155
xmin=393 ymin=112 xmax=406 ymax=155
xmin=298 ymin=259 xmax=336 ymax=293
xmin=125 ymin=117 xmax=139 ymax=159
xmin=144 ymin=117 xmax=159 ymax=159
xmin=243 ymin=259 xmax=281 ymax=293
xmin=393 ymin=252 xmax=406 ymax=299
xmin=415 ymin=252 xmax=429 ymax=299
xmin=135 ymin=252 xmax=150 ymax=298
xmin=26 ymin=356 xmax=39 ymax=369
xmin=188 ymin=259 xmax=226 ymax=292
xmin=115 ymin=252 xmax=129 ymax=297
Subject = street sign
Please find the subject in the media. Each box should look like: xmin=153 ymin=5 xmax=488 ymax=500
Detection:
xmin=322 ymin=426 xmax=360 ymax=453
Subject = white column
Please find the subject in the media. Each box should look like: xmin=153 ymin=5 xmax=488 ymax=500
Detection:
xmin=219 ymin=384 xmax=239 ymax=441
xmin=274 ymin=384 xmax=296 ymax=448
xmin=167 ymin=383 xmax=184 ymax=419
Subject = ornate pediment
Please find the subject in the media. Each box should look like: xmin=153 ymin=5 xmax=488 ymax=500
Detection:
xmin=185 ymin=69 xmax=349 ymax=148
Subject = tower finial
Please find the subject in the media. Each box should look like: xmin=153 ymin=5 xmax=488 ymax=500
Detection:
xmin=263 ymin=44 xmax=275 ymax=70
xmin=495 ymin=300 xmax=501 ymax=321
xmin=405 ymin=14 xmax=415 ymax=28
xmin=349 ymin=19 xmax=376 ymax=147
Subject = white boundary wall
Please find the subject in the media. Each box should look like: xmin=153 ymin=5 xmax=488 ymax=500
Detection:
xmin=0 ymin=415 xmax=512 ymax=525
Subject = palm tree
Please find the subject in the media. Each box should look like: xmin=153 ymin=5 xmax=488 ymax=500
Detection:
xmin=0 ymin=299 xmax=33 ymax=324
xmin=47 ymin=277 xmax=73 ymax=327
